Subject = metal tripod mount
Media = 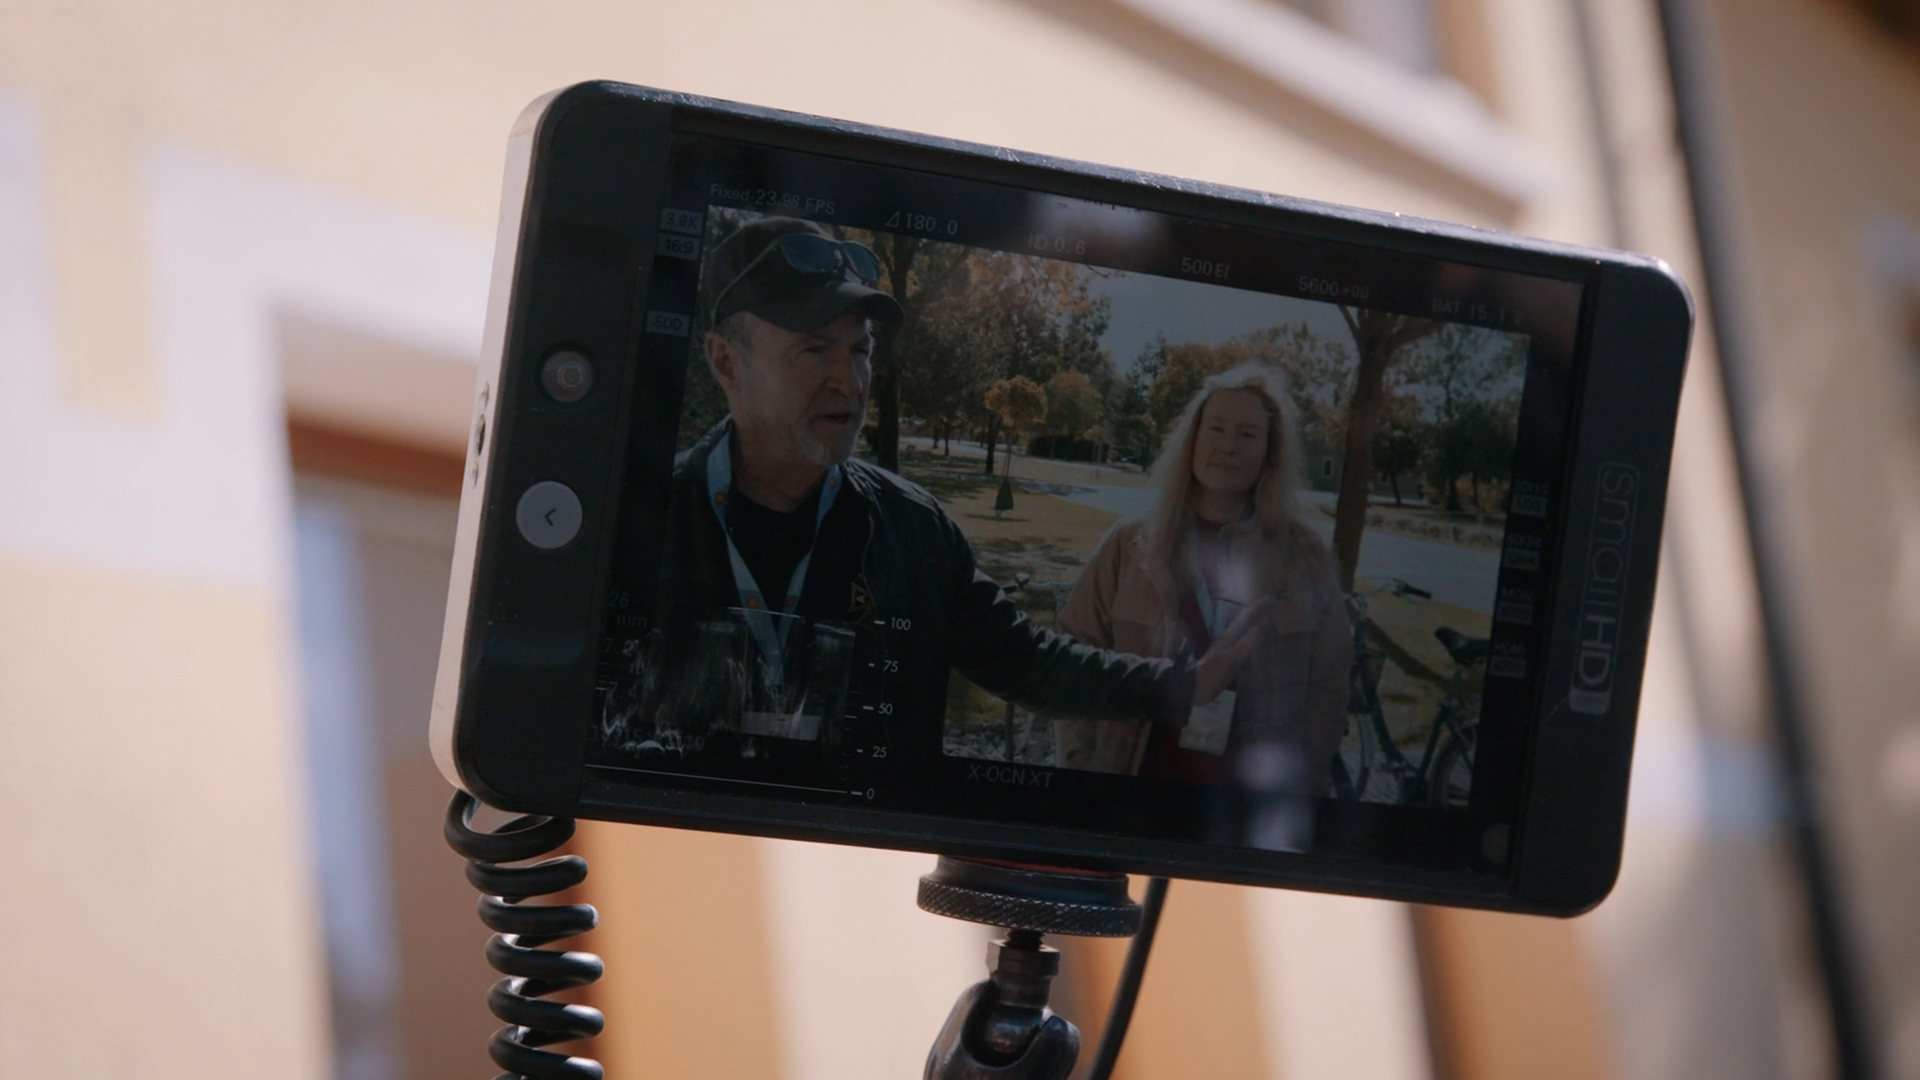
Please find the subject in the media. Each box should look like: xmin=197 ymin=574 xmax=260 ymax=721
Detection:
xmin=918 ymin=857 xmax=1143 ymax=1080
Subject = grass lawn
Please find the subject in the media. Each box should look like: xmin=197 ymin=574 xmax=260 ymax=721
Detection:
xmin=901 ymin=449 xmax=1126 ymax=586
xmin=900 ymin=451 xmax=1122 ymax=764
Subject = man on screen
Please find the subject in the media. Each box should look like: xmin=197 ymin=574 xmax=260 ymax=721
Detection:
xmin=643 ymin=216 xmax=1266 ymax=769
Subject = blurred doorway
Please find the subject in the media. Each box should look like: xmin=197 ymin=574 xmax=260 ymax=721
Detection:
xmin=288 ymin=416 xmax=494 ymax=1080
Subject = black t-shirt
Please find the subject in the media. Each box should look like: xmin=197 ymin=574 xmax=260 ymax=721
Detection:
xmin=725 ymin=485 xmax=824 ymax=607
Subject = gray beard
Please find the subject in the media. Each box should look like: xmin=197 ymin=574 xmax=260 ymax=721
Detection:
xmin=793 ymin=401 xmax=866 ymax=466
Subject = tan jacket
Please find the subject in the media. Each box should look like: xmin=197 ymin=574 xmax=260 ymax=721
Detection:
xmin=1052 ymin=514 xmax=1353 ymax=790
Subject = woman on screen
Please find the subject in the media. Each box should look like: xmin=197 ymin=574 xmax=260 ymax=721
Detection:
xmin=1053 ymin=363 xmax=1352 ymax=792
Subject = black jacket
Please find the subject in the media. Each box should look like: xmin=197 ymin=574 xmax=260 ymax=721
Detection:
xmin=648 ymin=422 xmax=1192 ymax=769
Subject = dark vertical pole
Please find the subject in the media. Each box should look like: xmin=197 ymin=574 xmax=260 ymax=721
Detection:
xmin=1654 ymin=2 xmax=1876 ymax=1076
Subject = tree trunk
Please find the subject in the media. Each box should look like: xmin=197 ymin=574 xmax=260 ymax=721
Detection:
xmin=871 ymin=236 xmax=920 ymax=474
xmin=1332 ymin=357 xmax=1389 ymax=592
xmin=983 ymin=416 xmax=999 ymax=476
xmin=1389 ymin=473 xmax=1403 ymax=506
xmin=1333 ymin=310 xmax=1440 ymax=591
xmin=873 ymin=348 xmax=900 ymax=472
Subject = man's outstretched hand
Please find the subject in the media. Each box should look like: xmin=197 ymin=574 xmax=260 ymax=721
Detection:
xmin=1192 ymin=594 xmax=1282 ymax=706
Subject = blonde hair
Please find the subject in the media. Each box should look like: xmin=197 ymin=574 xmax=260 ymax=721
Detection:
xmin=1144 ymin=362 xmax=1314 ymax=568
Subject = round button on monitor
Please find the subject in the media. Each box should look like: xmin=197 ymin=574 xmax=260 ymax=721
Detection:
xmin=540 ymin=349 xmax=594 ymax=403
xmin=515 ymin=481 xmax=583 ymax=549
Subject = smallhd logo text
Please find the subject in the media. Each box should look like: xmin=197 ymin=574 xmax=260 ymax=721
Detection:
xmin=1569 ymin=464 xmax=1638 ymax=715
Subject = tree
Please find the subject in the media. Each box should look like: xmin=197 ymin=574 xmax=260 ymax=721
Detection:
xmin=1371 ymin=392 xmax=1426 ymax=506
xmin=985 ymin=375 xmax=1047 ymax=513
xmin=982 ymin=258 xmax=1111 ymax=473
xmin=1147 ymin=341 xmax=1247 ymax=432
xmin=1043 ymin=370 xmax=1103 ymax=452
xmin=899 ymin=332 xmax=990 ymax=454
xmin=1240 ymin=322 xmax=1352 ymax=452
xmin=1134 ymin=323 xmax=1352 ymax=443
xmin=1331 ymin=309 xmax=1442 ymax=590
xmin=1106 ymin=336 xmax=1165 ymax=465
xmin=892 ymin=252 xmax=1109 ymax=475
xmin=1400 ymin=324 xmax=1526 ymax=515
xmin=1108 ymin=377 xmax=1154 ymax=464
xmin=894 ymin=255 xmax=998 ymax=455
xmin=863 ymin=233 xmax=970 ymax=471
xmin=985 ymin=376 xmax=1048 ymax=444
xmin=1455 ymin=398 xmax=1517 ymax=512
xmin=1131 ymin=333 xmax=1170 ymax=387
xmin=869 ymin=233 xmax=917 ymax=472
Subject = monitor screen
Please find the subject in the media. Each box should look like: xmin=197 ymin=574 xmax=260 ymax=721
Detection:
xmin=588 ymin=134 xmax=1584 ymax=870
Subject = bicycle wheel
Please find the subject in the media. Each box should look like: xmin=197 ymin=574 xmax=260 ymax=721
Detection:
xmin=1342 ymin=637 xmax=1402 ymax=802
xmin=1344 ymin=716 xmax=1411 ymax=803
xmin=1426 ymin=727 xmax=1475 ymax=809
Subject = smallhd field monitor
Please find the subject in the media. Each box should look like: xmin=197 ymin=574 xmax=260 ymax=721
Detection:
xmin=431 ymin=83 xmax=1692 ymax=916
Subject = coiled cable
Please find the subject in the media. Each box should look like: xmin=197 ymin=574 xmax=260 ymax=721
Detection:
xmin=444 ymin=791 xmax=606 ymax=1080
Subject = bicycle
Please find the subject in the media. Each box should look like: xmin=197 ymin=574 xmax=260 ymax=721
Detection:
xmin=1332 ymin=578 xmax=1485 ymax=808
xmin=1422 ymin=627 xmax=1484 ymax=809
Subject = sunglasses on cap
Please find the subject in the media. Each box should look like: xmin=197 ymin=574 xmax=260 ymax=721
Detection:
xmin=713 ymin=232 xmax=884 ymax=315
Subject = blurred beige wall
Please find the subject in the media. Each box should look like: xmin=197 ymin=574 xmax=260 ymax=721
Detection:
xmin=1704 ymin=0 xmax=1920 ymax=1074
xmin=6 ymin=0 xmax=1909 ymax=1077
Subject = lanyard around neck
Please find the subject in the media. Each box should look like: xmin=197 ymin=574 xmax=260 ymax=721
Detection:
xmin=1185 ymin=523 xmax=1235 ymax=638
xmin=705 ymin=427 xmax=843 ymax=684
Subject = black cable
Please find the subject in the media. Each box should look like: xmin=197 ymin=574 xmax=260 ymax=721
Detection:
xmin=444 ymin=791 xmax=607 ymax=1080
xmin=443 ymin=795 xmax=1162 ymax=1079
xmin=1082 ymin=877 xmax=1169 ymax=1080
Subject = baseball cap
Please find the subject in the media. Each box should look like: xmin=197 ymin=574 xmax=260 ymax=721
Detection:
xmin=703 ymin=217 xmax=904 ymax=332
